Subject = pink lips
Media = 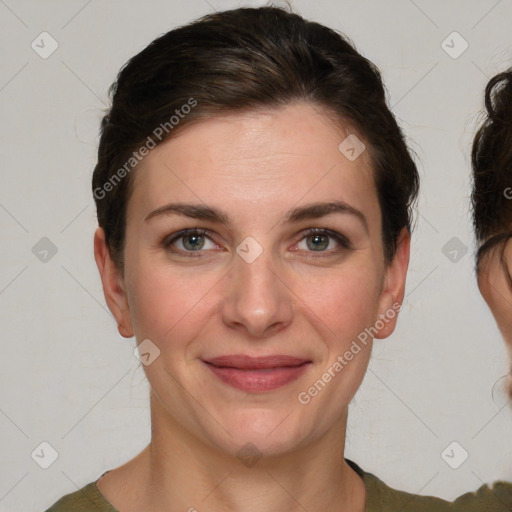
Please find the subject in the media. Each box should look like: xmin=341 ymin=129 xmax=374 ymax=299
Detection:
xmin=202 ymin=354 xmax=311 ymax=392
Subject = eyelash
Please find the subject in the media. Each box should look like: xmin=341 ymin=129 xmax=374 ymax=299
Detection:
xmin=162 ymin=228 xmax=352 ymax=258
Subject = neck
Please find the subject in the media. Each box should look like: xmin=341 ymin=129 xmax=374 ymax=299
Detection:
xmin=130 ymin=391 xmax=366 ymax=512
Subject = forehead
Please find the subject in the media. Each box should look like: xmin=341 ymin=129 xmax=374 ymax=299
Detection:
xmin=128 ymin=102 xmax=379 ymax=228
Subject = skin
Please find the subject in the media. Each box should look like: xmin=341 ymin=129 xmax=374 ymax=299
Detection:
xmin=93 ymin=101 xmax=410 ymax=512
xmin=477 ymin=238 xmax=512 ymax=400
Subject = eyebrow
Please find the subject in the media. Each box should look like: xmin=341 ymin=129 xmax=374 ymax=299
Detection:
xmin=145 ymin=200 xmax=368 ymax=232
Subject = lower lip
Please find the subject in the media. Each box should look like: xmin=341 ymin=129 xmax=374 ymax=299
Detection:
xmin=203 ymin=361 xmax=311 ymax=392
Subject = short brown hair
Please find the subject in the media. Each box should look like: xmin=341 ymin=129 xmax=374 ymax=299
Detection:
xmin=92 ymin=6 xmax=419 ymax=270
xmin=471 ymin=68 xmax=512 ymax=400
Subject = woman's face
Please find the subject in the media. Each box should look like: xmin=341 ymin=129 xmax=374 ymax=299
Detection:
xmin=96 ymin=102 xmax=409 ymax=458
xmin=477 ymin=239 xmax=512 ymax=396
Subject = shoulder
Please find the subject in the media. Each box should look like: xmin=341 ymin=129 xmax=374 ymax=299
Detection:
xmin=44 ymin=480 xmax=118 ymax=512
xmin=347 ymin=459 xmax=512 ymax=512
xmin=346 ymin=459 xmax=454 ymax=512
xmin=452 ymin=480 xmax=512 ymax=511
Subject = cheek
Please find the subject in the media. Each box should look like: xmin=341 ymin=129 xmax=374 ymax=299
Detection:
xmin=293 ymin=260 xmax=382 ymax=345
xmin=291 ymin=265 xmax=379 ymax=410
xmin=126 ymin=259 xmax=221 ymax=346
xmin=479 ymin=270 xmax=512 ymax=347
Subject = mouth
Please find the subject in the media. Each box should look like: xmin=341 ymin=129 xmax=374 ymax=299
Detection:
xmin=201 ymin=355 xmax=312 ymax=392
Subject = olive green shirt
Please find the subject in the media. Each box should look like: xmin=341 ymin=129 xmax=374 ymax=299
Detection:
xmin=45 ymin=459 xmax=512 ymax=511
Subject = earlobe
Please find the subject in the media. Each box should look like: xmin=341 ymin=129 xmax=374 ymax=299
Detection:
xmin=94 ymin=227 xmax=134 ymax=338
xmin=374 ymin=228 xmax=410 ymax=339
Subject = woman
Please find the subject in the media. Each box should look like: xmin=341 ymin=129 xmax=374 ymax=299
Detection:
xmin=472 ymin=68 xmax=512 ymax=403
xmin=44 ymin=6 xmax=510 ymax=512
xmin=445 ymin=67 xmax=512 ymax=512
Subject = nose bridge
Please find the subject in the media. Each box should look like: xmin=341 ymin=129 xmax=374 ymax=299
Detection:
xmin=222 ymin=237 xmax=292 ymax=337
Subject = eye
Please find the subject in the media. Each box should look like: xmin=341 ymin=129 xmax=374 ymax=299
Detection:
xmin=163 ymin=228 xmax=219 ymax=256
xmin=295 ymin=228 xmax=352 ymax=255
xmin=162 ymin=227 xmax=352 ymax=258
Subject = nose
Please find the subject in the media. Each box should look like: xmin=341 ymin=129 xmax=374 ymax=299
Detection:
xmin=221 ymin=244 xmax=294 ymax=339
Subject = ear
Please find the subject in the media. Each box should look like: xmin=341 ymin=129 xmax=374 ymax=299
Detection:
xmin=374 ymin=227 xmax=410 ymax=339
xmin=94 ymin=227 xmax=134 ymax=338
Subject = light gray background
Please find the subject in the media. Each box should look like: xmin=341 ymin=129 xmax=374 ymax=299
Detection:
xmin=1 ymin=0 xmax=511 ymax=510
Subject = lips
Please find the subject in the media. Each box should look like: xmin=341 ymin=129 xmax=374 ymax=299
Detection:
xmin=203 ymin=354 xmax=311 ymax=370
xmin=202 ymin=354 xmax=312 ymax=392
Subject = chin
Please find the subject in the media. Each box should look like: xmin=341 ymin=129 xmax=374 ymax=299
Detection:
xmin=207 ymin=409 xmax=312 ymax=460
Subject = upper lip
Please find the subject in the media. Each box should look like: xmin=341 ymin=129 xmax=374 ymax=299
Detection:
xmin=203 ymin=355 xmax=311 ymax=369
